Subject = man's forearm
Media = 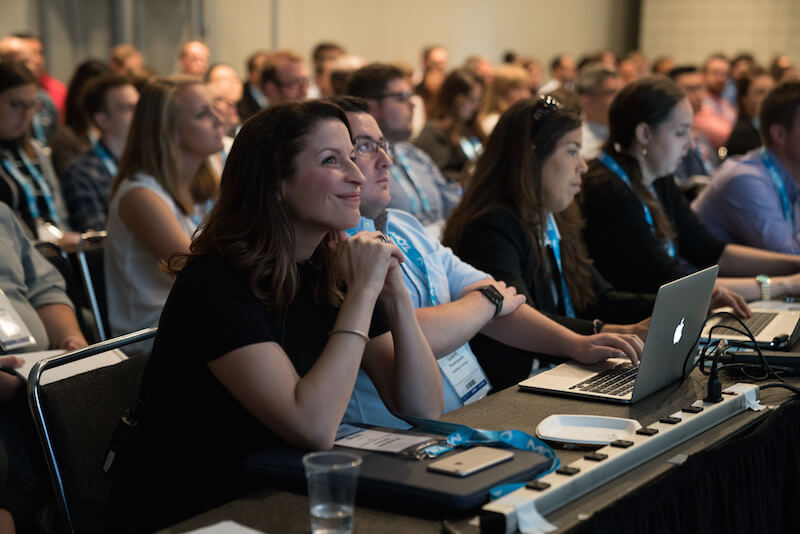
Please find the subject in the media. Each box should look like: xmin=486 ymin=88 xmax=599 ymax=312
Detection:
xmin=35 ymin=303 xmax=87 ymax=350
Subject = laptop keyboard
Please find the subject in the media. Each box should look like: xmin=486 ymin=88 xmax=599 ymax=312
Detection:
xmin=713 ymin=311 xmax=777 ymax=336
xmin=569 ymin=363 xmax=638 ymax=397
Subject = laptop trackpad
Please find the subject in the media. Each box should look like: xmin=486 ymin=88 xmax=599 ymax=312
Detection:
xmin=524 ymin=360 xmax=619 ymax=388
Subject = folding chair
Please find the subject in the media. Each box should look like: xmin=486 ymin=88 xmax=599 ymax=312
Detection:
xmin=27 ymin=328 xmax=157 ymax=533
xmin=73 ymin=231 xmax=109 ymax=342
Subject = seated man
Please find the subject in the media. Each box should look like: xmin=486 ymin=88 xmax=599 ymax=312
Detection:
xmin=347 ymin=64 xmax=461 ymax=236
xmin=0 ymin=201 xmax=87 ymax=353
xmin=692 ymin=81 xmax=800 ymax=253
xmin=331 ymin=97 xmax=644 ymax=428
xmin=576 ymin=64 xmax=622 ymax=160
xmin=260 ymin=50 xmax=309 ymax=106
xmin=694 ymin=54 xmax=736 ymax=152
xmin=60 ymin=74 xmax=138 ymax=232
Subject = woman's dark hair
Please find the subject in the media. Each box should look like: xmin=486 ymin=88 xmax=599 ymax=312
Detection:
xmin=170 ymin=100 xmax=351 ymax=311
xmin=64 ymin=59 xmax=112 ymax=140
xmin=442 ymin=97 xmax=597 ymax=311
xmin=736 ymin=66 xmax=769 ymax=118
xmin=431 ymin=68 xmax=485 ymax=144
xmin=600 ymin=75 xmax=684 ymax=241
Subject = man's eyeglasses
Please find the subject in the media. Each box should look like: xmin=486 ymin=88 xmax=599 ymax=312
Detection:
xmin=372 ymin=91 xmax=413 ymax=103
xmin=532 ymin=95 xmax=559 ymax=121
xmin=353 ymin=135 xmax=393 ymax=158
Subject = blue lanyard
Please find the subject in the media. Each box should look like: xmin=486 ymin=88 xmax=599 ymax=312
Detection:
xmin=1 ymin=147 xmax=59 ymax=223
xmin=544 ymin=214 xmax=576 ymax=318
xmin=93 ymin=140 xmax=118 ymax=177
xmin=31 ymin=114 xmax=47 ymax=144
xmin=458 ymin=136 xmax=482 ymax=161
xmin=599 ymin=152 xmax=676 ymax=258
xmin=391 ymin=151 xmax=432 ymax=215
xmin=760 ymin=148 xmax=794 ymax=228
xmin=386 ymin=219 xmax=439 ymax=306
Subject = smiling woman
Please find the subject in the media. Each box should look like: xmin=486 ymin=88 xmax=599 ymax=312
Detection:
xmin=111 ymin=100 xmax=442 ymax=531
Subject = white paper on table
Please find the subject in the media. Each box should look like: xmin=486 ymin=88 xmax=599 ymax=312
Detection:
xmin=13 ymin=348 xmax=128 ymax=385
xmin=335 ymin=427 xmax=434 ymax=453
xmin=183 ymin=520 xmax=264 ymax=533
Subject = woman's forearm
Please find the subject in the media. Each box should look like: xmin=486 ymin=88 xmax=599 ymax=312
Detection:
xmin=718 ymin=244 xmax=800 ymax=277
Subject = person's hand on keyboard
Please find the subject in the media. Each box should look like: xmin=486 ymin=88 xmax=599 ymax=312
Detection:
xmin=571 ymin=333 xmax=644 ymax=367
xmin=710 ymin=285 xmax=751 ymax=318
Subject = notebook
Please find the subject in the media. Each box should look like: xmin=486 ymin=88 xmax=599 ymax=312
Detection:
xmin=518 ymin=266 xmax=718 ymax=404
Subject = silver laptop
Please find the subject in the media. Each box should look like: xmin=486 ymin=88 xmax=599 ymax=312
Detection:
xmin=701 ymin=306 xmax=800 ymax=349
xmin=519 ymin=266 xmax=718 ymax=404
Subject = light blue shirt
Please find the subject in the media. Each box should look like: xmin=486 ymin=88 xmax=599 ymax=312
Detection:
xmin=343 ymin=209 xmax=490 ymax=428
xmin=692 ymin=148 xmax=800 ymax=254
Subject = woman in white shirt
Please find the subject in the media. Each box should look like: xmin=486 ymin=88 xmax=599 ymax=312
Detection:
xmin=105 ymin=76 xmax=222 ymax=337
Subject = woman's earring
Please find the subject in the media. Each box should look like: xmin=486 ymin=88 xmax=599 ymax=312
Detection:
xmin=642 ymin=147 xmax=648 ymax=156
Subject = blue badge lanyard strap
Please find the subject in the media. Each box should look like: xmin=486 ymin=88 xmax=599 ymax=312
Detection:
xmin=1 ymin=147 xmax=59 ymax=223
xmin=385 ymin=222 xmax=439 ymax=307
xmin=598 ymin=153 xmax=676 ymax=258
xmin=392 ymin=151 xmax=433 ymax=215
xmin=760 ymin=148 xmax=794 ymax=228
xmin=93 ymin=140 xmax=118 ymax=177
xmin=545 ymin=214 xmax=576 ymax=318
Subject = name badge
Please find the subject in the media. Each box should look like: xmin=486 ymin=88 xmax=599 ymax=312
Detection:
xmin=438 ymin=347 xmax=490 ymax=405
xmin=0 ymin=289 xmax=36 ymax=352
xmin=35 ymin=219 xmax=63 ymax=244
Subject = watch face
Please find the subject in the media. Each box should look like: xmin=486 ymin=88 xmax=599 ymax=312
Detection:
xmin=756 ymin=275 xmax=770 ymax=285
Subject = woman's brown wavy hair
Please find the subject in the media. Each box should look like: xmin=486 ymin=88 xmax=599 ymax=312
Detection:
xmin=442 ymin=97 xmax=596 ymax=312
xmin=169 ymin=100 xmax=351 ymax=311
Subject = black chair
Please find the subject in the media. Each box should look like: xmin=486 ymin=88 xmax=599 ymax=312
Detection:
xmin=73 ymin=231 xmax=109 ymax=342
xmin=27 ymin=328 xmax=156 ymax=533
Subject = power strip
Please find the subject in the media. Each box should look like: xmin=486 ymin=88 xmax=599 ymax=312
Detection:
xmin=480 ymin=383 xmax=760 ymax=534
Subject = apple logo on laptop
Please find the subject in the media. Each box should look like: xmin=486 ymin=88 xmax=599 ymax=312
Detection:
xmin=673 ymin=318 xmax=685 ymax=345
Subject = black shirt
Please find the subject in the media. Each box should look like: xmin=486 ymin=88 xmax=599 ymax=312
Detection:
xmin=581 ymin=160 xmax=726 ymax=294
xmin=725 ymin=117 xmax=762 ymax=158
xmin=116 ymin=253 xmax=389 ymax=529
xmin=453 ymin=208 xmax=654 ymax=391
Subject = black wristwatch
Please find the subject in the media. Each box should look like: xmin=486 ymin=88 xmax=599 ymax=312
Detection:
xmin=476 ymin=285 xmax=504 ymax=319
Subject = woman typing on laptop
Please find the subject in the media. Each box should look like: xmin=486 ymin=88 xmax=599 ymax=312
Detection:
xmin=580 ymin=77 xmax=800 ymax=302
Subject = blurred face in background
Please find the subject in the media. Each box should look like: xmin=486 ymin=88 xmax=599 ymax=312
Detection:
xmin=179 ymin=41 xmax=210 ymax=77
xmin=743 ymin=74 xmax=775 ymax=121
xmin=703 ymin=58 xmax=729 ymax=96
xmin=0 ymin=83 xmax=38 ymax=140
xmin=674 ymin=71 xmax=705 ymax=114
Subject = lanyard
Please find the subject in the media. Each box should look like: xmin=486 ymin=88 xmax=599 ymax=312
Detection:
xmin=458 ymin=136 xmax=482 ymax=161
xmin=599 ymin=152 xmax=675 ymax=258
xmin=1 ymin=147 xmax=59 ymax=223
xmin=249 ymin=84 xmax=268 ymax=108
xmin=386 ymin=220 xmax=439 ymax=307
xmin=93 ymin=140 xmax=118 ymax=177
xmin=760 ymin=148 xmax=794 ymax=228
xmin=31 ymin=113 xmax=47 ymax=144
xmin=391 ymin=151 xmax=432 ymax=215
xmin=544 ymin=214 xmax=576 ymax=318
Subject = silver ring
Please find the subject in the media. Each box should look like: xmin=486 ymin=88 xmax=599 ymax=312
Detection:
xmin=377 ymin=233 xmax=390 ymax=243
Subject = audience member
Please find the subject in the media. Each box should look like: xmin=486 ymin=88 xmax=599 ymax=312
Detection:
xmin=109 ymin=44 xmax=145 ymax=76
xmin=580 ymin=76 xmax=800 ymax=302
xmin=0 ymin=62 xmax=75 ymax=245
xmin=576 ymin=64 xmax=622 ymax=159
xmin=238 ymin=49 xmax=270 ymax=122
xmin=60 ymin=74 xmax=138 ymax=232
xmin=626 ymin=50 xmax=649 ymax=78
xmin=694 ymin=54 xmax=736 ymax=151
xmin=724 ymin=66 xmax=774 ymax=157
xmin=327 ymin=54 xmax=365 ymax=97
xmin=478 ymin=64 xmax=531 ymax=135
xmin=206 ymin=62 xmax=243 ymax=135
xmin=617 ymin=57 xmax=639 ymax=85
xmin=414 ymin=69 xmax=485 ymax=182
xmin=651 ymin=56 xmax=676 ymax=76
xmin=463 ymin=55 xmax=494 ymax=87
xmin=309 ymin=41 xmax=345 ymax=98
xmin=723 ymin=52 xmax=755 ymax=106
xmin=670 ymin=66 xmax=717 ymax=184
xmin=692 ymin=81 xmax=800 ymax=254
xmin=539 ymin=53 xmax=576 ymax=94
xmin=0 ymin=36 xmax=59 ymax=146
xmin=51 ymin=58 xmax=112 ymax=176
xmin=769 ymin=55 xmax=795 ymax=82
xmin=333 ymin=96 xmax=643 ymax=419
xmin=520 ymin=56 xmax=544 ymax=93
xmin=11 ymin=32 xmax=66 ymax=119
xmin=347 ymin=63 xmax=460 ymax=234
xmin=105 ymin=77 xmax=221 ymax=338
xmin=260 ymin=50 xmax=309 ymax=105
xmin=421 ymin=45 xmax=448 ymax=75
xmin=177 ymin=40 xmax=210 ymax=78
xmin=113 ymin=100 xmax=442 ymax=532
xmin=443 ymin=97 xmax=653 ymax=390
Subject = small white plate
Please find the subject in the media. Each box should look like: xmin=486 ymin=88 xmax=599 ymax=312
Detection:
xmin=536 ymin=414 xmax=642 ymax=446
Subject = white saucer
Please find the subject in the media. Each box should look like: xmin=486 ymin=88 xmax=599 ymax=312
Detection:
xmin=536 ymin=414 xmax=642 ymax=446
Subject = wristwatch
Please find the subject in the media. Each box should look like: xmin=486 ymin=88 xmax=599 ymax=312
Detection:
xmin=476 ymin=285 xmax=504 ymax=319
xmin=756 ymin=274 xmax=771 ymax=302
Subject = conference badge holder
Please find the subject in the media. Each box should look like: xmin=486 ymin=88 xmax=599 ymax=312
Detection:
xmin=0 ymin=289 xmax=36 ymax=353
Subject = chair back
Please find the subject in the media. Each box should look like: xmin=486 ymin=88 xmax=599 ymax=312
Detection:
xmin=27 ymin=328 xmax=156 ymax=533
xmin=75 ymin=231 xmax=109 ymax=341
